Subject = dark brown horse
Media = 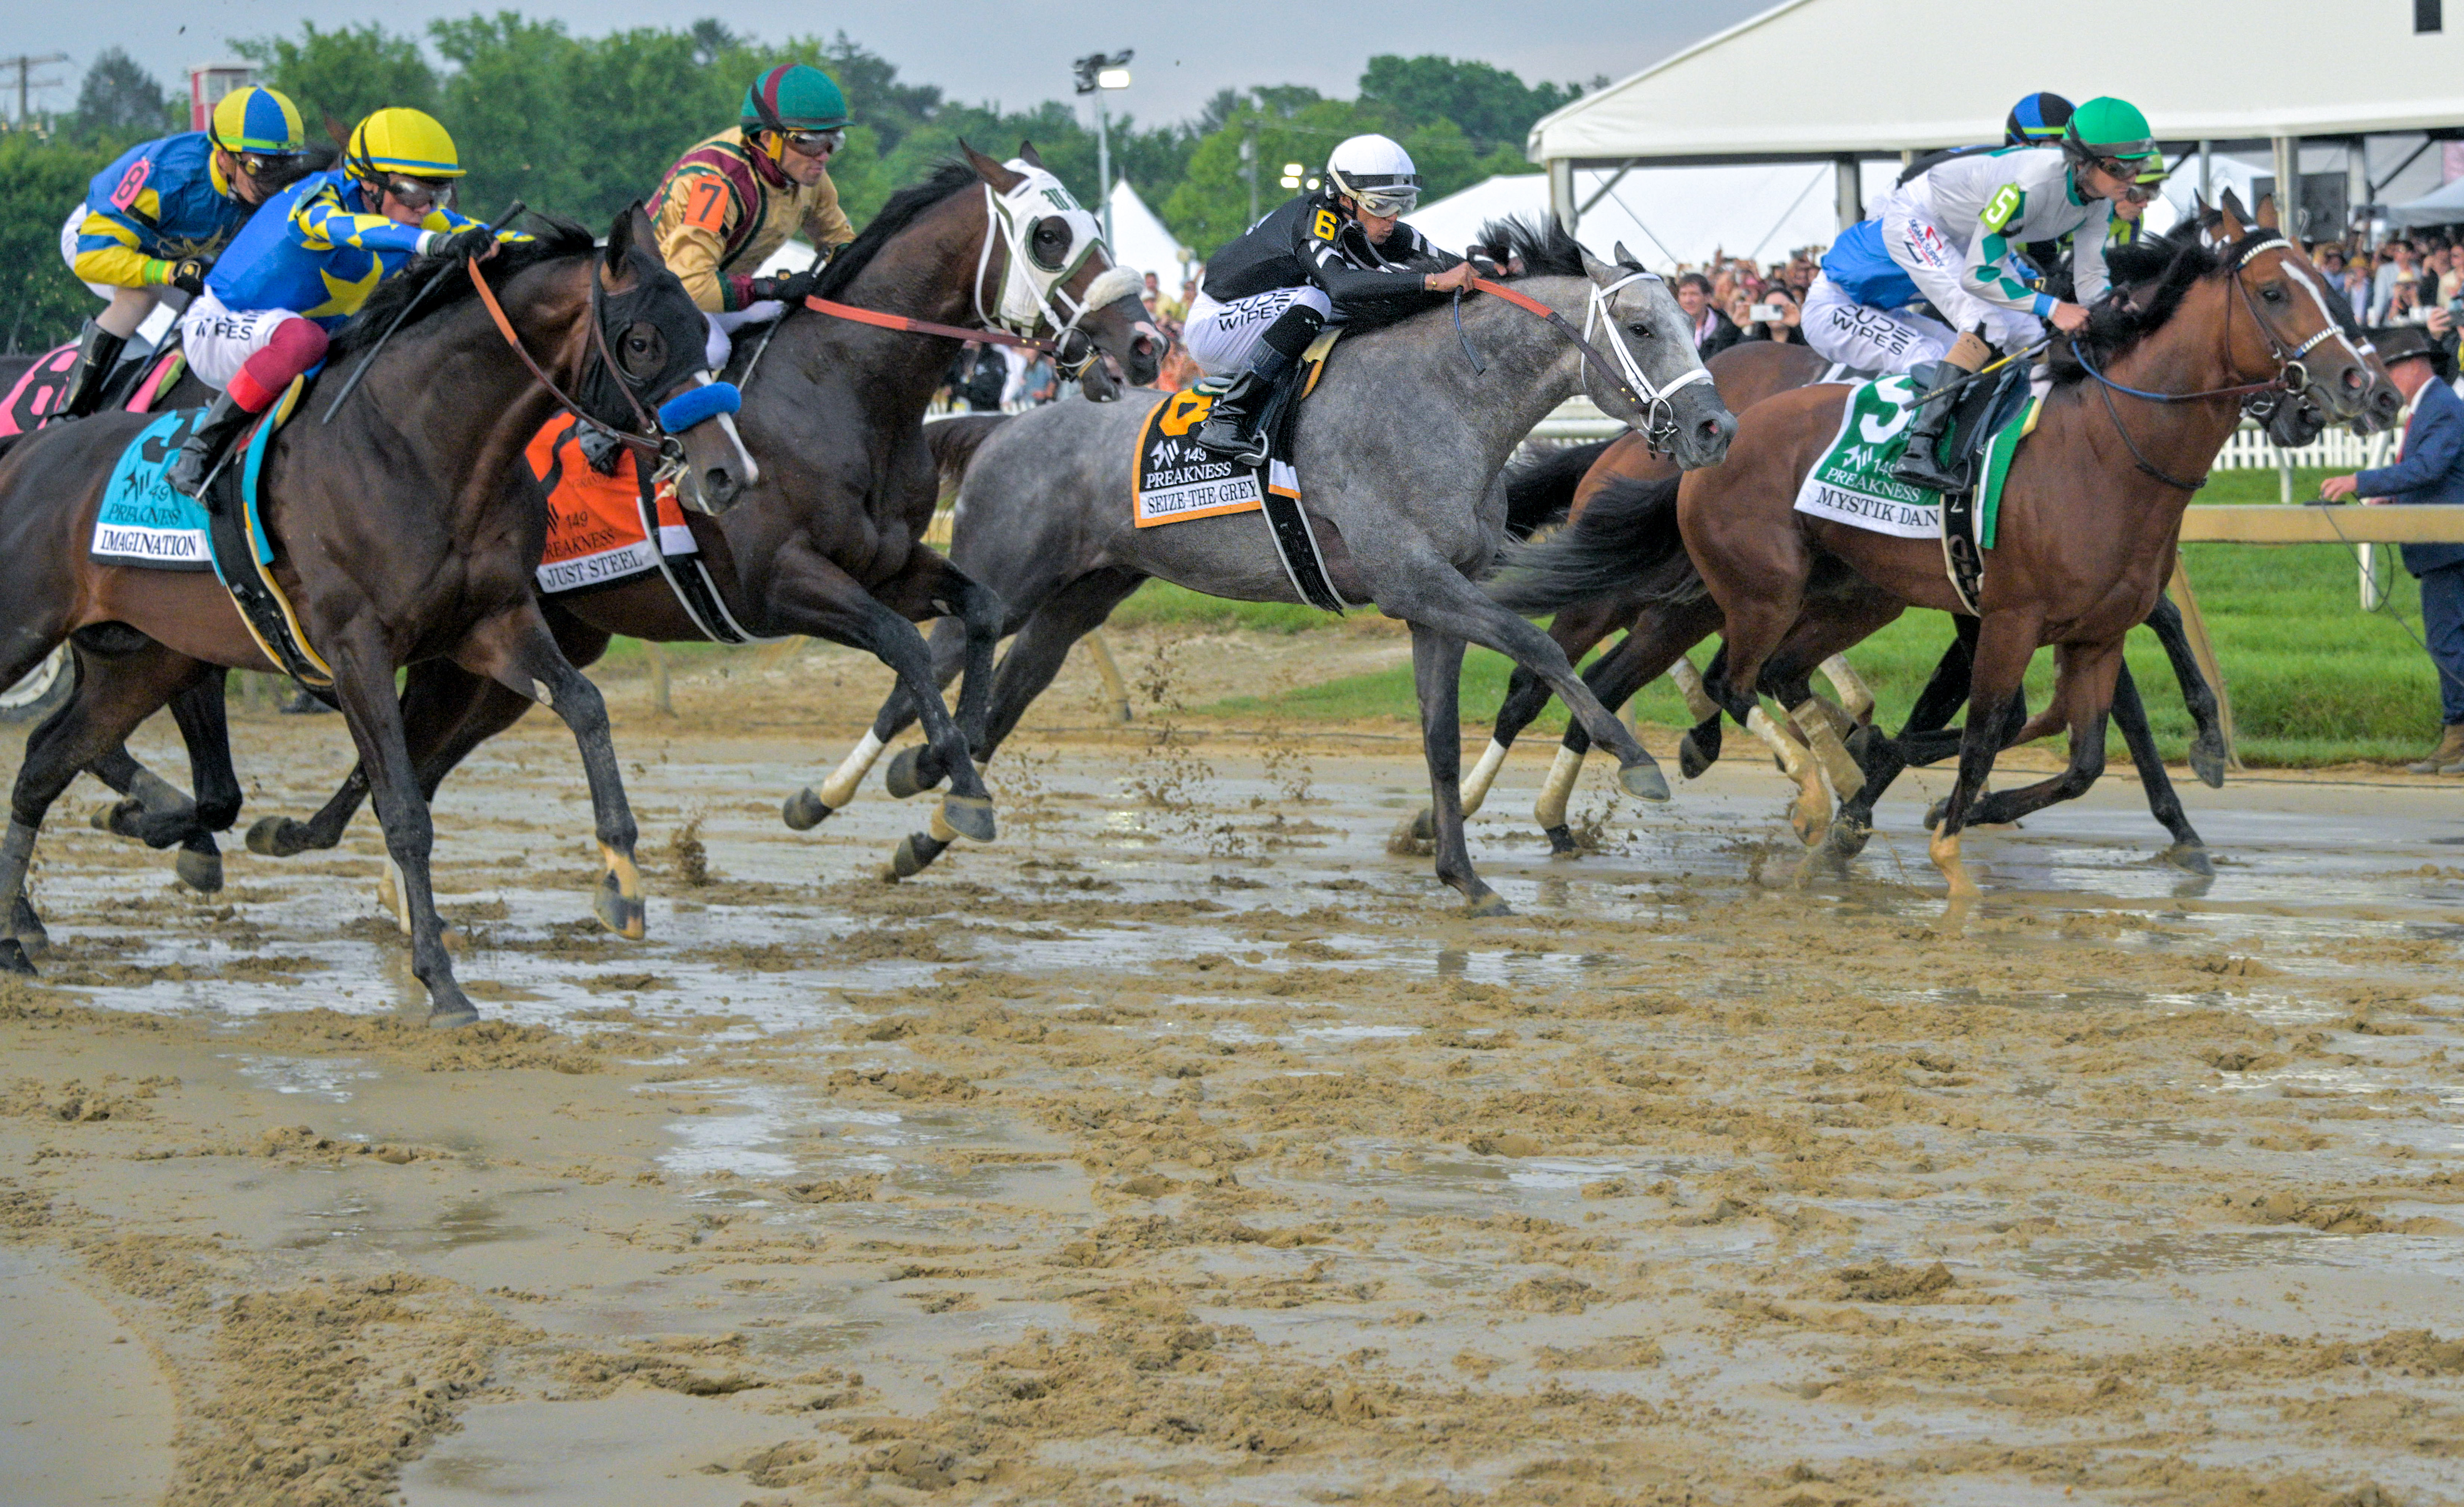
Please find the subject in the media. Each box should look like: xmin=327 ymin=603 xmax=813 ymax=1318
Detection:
xmin=1496 ymin=201 xmax=2386 ymax=898
xmin=222 ymin=147 xmax=1160 ymax=871
xmin=0 ymin=211 xmax=752 ymax=1023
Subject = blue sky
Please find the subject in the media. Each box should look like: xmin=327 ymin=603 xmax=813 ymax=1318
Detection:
xmin=27 ymin=0 xmax=1771 ymax=133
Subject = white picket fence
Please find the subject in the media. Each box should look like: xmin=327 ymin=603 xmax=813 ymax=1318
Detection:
xmin=1535 ymin=396 xmax=2401 ymax=472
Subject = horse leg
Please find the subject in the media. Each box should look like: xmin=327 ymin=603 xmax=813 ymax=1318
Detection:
xmin=323 ymin=630 xmax=474 ymax=1026
xmin=2109 ymin=660 xmax=2211 ymax=874
xmin=247 ymin=660 xmax=528 ymax=858
xmin=1929 ymin=612 xmax=2044 ymax=901
xmin=0 ymin=646 xmax=201 ymax=974
xmin=451 ymin=606 xmax=646 ymax=940
xmin=869 ymin=552 xmax=1007 ymax=802
xmin=1951 ymin=639 xmax=2121 ymax=829
xmin=1680 ymin=642 xmax=1730 ymax=777
xmin=792 ymin=616 xmax=965 ymax=827
xmin=2143 ymin=592 xmax=2228 ymax=788
xmin=882 ymin=569 xmax=1147 ymax=880
xmin=1411 ymin=624 xmax=1505 ymax=916
xmin=1531 ymin=596 xmax=1725 ymax=854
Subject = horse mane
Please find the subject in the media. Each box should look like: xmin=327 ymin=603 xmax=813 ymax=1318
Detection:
xmin=811 ymin=161 xmax=982 ymax=300
xmin=1471 ymin=214 xmax=1599 ymax=279
xmin=324 ymin=214 xmax=598 ymax=366
xmin=2047 ymin=210 xmax=2224 ymax=384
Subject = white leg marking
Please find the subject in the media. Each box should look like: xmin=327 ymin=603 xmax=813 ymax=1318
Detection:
xmin=1458 ymin=738 xmax=1509 ymax=817
xmin=1746 ymin=706 xmax=1811 ymax=780
xmin=1533 ymin=744 xmax=1584 ymax=830
xmin=1670 ymin=656 xmax=1720 ymax=723
xmin=818 ymin=729 xmax=887 ymax=810
xmin=1819 ymin=655 xmax=1873 ymax=721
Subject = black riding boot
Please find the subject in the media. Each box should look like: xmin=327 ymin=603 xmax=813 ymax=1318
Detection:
xmin=1194 ymin=300 xmax=1325 ymax=466
xmin=57 ymin=319 xmax=128 ymax=422
xmin=167 ymin=393 xmax=254 ymax=499
xmin=1890 ymin=360 xmax=1976 ymax=492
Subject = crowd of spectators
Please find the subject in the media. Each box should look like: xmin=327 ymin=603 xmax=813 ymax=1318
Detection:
xmin=1665 ymin=248 xmax=1825 ymax=355
xmin=2317 ymin=233 xmax=2464 ymax=349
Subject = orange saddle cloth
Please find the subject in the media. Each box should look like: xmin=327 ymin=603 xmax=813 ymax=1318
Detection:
xmin=528 ymin=417 xmax=696 ymax=596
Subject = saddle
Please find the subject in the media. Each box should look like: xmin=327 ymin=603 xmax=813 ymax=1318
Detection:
xmin=1 ymin=334 xmax=187 ymax=439
xmin=1938 ymin=362 xmax=2036 ymax=614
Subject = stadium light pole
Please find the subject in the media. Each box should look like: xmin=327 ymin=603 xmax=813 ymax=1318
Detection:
xmin=1073 ymin=50 xmax=1133 ymax=245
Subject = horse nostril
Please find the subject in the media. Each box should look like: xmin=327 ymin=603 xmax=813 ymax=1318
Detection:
xmin=705 ymin=468 xmax=735 ymax=503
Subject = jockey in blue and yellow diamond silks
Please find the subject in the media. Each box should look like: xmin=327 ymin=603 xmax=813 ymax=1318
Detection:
xmin=168 ymin=107 xmax=503 ymax=496
xmin=54 ymin=84 xmax=312 ymax=420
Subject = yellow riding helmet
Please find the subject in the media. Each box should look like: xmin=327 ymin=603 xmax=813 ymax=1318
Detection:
xmin=348 ymin=108 xmax=465 ymax=180
xmin=209 ymin=85 xmax=306 ymax=157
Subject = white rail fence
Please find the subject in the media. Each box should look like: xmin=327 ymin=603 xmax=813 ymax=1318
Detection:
xmin=1536 ymin=397 xmax=2400 ymax=473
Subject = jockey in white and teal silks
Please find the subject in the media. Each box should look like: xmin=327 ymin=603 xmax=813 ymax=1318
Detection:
xmin=1802 ymin=95 xmax=2164 ymax=491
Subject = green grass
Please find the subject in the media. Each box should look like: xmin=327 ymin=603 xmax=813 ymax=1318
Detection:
xmin=1187 ymin=466 xmax=2454 ymax=767
xmin=1106 ymin=581 xmax=1336 ymax=635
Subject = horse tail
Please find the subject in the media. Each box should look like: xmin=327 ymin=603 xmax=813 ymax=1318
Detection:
xmin=1485 ymin=472 xmax=1687 ymax=614
xmin=1503 ymin=437 xmax=1610 ymax=539
xmin=926 ymin=413 xmax=1010 ymax=492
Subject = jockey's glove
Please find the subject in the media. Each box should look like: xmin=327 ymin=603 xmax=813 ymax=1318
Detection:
xmin=165 ymin=256 xmax=211 ymax=295
xmin=577 ymin=424 xmax=626 ymax=477
xmin=421 ymin=226 xmax=499 ymax=265
xmin=746 ymin=268 xmax=820 ymax=306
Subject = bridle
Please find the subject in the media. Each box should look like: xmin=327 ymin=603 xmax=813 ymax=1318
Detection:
xmin=2067 ymin=227 xmax=2352 ymax=491
xmin=1470 ymin=270 xmax=1714 ymax=452
xmin=798 ymin=161 xmax=1137 ymax=381
xmin=469 ymin=254 xmax=736 ymax=488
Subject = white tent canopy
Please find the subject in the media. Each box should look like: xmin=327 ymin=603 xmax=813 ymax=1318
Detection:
xmin=1105 ymin=179 xmax=1192 ymax=294
xmin=1530 ymin=0 xmax=2464 ymax=166
xmin=1409 ymin=167 xmax=1886 ymax=270
xmin=2390 ymin=176 xmax=2464 ymax=228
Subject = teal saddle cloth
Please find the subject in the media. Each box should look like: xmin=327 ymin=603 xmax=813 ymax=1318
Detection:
xmin=93 ymin=407 xmax=279 ymax=573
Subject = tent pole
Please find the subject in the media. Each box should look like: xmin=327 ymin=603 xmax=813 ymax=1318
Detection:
xmin=2272 ymin=135 xmax=2299 ymax=239
xmin=1833 ymin=156 xmax=1862 ymax=231
xmin=1550 ymin=158 xmax=1577 ymax=236
xmin=2198 ymin=140 xmax=2211 ymax=204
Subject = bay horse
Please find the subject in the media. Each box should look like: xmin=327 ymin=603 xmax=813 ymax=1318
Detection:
xmin=0 ymin=210 xmax=754 ymax=1023
xmin=1495 ymin=201 xmax=2381 ymax=899
xmin=220 ymin=146 xmax=1159 ymax=874
xmin=827 ymin=216 xmax=1736 ymax=914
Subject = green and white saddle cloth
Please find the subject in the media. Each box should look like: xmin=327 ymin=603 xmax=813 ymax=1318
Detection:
xmin=1793 ymin=374 xmax=2036 ymax=544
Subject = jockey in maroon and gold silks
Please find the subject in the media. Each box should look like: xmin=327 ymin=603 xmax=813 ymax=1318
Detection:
xmin=651 ymin=65 xmax=856 ymax=319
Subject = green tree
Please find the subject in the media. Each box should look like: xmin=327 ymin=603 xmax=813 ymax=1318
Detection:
xmin=0 ymin=132 xmax=117 ymax=351
xmin=1358 ymin=54 xmax=1580 ymax=157
xmin=67 ymin=49 xmax=174 ymax=145
xmin=235 ymin=22 xmax=439 ymax=141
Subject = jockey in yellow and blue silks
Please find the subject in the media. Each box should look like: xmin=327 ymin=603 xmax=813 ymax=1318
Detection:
xmin=55 ymin=84 xmax=311 ymax=420
xmin=170 ymin=107 xmax=499 ymax=495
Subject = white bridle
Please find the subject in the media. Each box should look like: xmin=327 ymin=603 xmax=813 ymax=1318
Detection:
xmin=972 ymin=162 xmax=1143 ymax=374
xmin=1581 ymin=267 xmax=1716 ymax=443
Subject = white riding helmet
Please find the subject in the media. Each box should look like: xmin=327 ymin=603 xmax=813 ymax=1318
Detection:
xmin=1327 ymin=134 xmax=1421 ymax=217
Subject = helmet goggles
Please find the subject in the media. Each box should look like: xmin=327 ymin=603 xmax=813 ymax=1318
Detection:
xmin=1329 ymin=167 xmax=1420 ymax=218
xmin=376 ymin=174 xmax=458 ymax=212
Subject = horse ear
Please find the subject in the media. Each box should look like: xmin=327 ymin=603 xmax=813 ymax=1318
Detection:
xmin=1577 ymin=246 xmax=1614 ymax=283
xmin=959 ymin=139 xmax=1025 ymax=193
xmin=1018 ymin=140 xmax=1045 ymax=170
xmin=2219 ymin=186 xmax=2253 ymax=235
xmin=2254 ymin=191 xmax=2281 ymax=231
xmin=1613 ymin=240 xmax=1639 ymax=269
xmin=628 ymin=203 xmax=663 ymax=270
xmin=604 ymin=207 xmax=635 ymax=276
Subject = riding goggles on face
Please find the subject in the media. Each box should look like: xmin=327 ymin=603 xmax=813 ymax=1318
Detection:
xmin=779 ymin=127 xmax=845 ymax=157
xmin=1329 ymin=169 xmax=1421 ymax=219
xmin=380 ymin=174 xmax=458 ymax=211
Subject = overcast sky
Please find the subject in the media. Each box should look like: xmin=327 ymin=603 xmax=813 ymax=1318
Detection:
xmin=22 ymin=0 xmax=1772 ymax=132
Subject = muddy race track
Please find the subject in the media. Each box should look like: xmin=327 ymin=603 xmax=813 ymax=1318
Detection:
xmin=2 ymin=630 xmax=2462 ymax=1507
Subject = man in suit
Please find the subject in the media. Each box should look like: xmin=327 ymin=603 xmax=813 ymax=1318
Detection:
xmin=2323 ymin=325 xmax=2464 ymax=772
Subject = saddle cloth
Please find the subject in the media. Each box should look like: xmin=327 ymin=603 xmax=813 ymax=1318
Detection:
xmin=528 ymin=416 xmax=696 ymax=596
xmin=1793 ymin=375 xmax=2035 ymax=543
xmin=91 ymin=376 xmax=335 ymax=687
xmin=3 ymin=341 xmax=186 ymax=439
xmin=1130 ymin=329 xmax=1349 ymax=612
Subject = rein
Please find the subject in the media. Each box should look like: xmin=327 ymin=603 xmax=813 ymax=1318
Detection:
xmin=2066 ymin=228 xmax=2345 ymax=493
xmin=802 ymin=295 xmax=1060 ymax=355
xmin=1471 ymin=274 xmax=1712 ymax=450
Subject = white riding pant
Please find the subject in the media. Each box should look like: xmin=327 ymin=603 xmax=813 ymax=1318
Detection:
xmin=1876 ymin=200 xmax=2046 ymax=354
xmin=703 ymin=301 xmax=785 ymax=370
xmin=1182 ymin=285 xmax=1332 ymax=380
xmin=177 ymin=290 xmax=310 ymax=392
xmin=1800 ymin=276 xmax=1957 ymax=375
xmin=58 ymin=208 xmax=187 ymax=339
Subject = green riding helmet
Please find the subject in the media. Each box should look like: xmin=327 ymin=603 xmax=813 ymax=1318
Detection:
xmin=741 ymin=64 xmax=851 ymax=134
xmin=2064 ymin=96 xmax=2166 ymax=180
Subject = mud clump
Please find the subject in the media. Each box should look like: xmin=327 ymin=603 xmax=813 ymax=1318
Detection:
xmin=1811 ymin=1260 xmax=1957 ymax=1303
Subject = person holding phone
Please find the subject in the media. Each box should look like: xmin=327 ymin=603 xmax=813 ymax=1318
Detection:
xmin=1739 ymin=287 xmax=1806 ymax=345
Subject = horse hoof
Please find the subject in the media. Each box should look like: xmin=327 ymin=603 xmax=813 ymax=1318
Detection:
xmin=1619 ymin=760 xmax=1671 ymax=802
xmin=1923 ymin=797 xmax=1949 ymax=831
xmin=245 ymin=815 xmax=310 ymax=857
xmin=883 ymin=831 xmax=948 ymax=882
xmin=940 ymin=794 xmax=996 ymax=843
xmin=10 ymin=896 xmax=49 ymax=958
xmin=782 ymin=787 xmax=832 ymax=831
xmin=1408 ymin=809 xmax=1435 ymax=844
xmin=0 ymin=938 xmax=35 ymax=976
xmin=425 ymin=995 xmax=480 ymax=1030
xmin=174 ymin=846 xmax=224 ymax=894
xmin=1844 ymin=723 xmax=1879 ymax=766
xmin=1677 ymin=732 xmax=1712 ymax=781
xmin=2161 ymin=841 xmax=2214 ymax=876
xmin=1789 ymin=804 xmax=1832 ymax=849
xmin=2189 ymin=735 xmax=2228 ymax=789
xmin=883 ymin=745 xmax=943 ymax=801
xmin=1543 ymin=824 xmax=1579 ymax=857
xmin=1464 ymin=891 xmax=1513 ymax=918
xmin=92 ymin=798 xmax=145 ymax=837
xmin=593 ymin=870 xmax=647 ymax=941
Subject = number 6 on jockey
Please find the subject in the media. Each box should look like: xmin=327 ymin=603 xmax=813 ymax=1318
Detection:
xmin=1800 ymin=94 xmax=2163 ymax=492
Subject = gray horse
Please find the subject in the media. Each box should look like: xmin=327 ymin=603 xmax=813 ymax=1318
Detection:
xmin=807 ymin=217 xmax=1736 ymax=914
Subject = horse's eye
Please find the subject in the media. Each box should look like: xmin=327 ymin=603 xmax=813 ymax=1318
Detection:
xmin=1627 ymin=321 xmax=1652 ymax=339
xmin=1029 ymin=218 xmax=1070 ymax=272
xmin=2263 ymin=285 xmax=2287 ymax=303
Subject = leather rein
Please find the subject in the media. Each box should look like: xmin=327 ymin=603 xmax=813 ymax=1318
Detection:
xmin=1471 ymin=273 xmax=1712 ymax=451
xmin=467 ymin=253 xmax=681 ymax=474
xmin=2068 ymin=228 xmax=2347 ymax=492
